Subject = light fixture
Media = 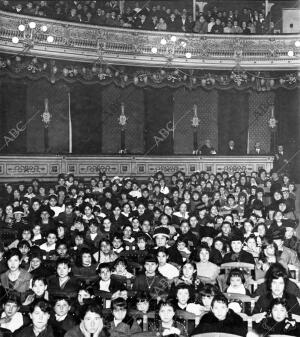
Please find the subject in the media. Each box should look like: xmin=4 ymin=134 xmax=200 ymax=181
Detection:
xmin=12 ymin=36 xmax=19 ymax=44
xmin=41 ymin=25 xmax=48 ymax=32
xmin=28 ymin=21 xmax=36 ymax=29
xmin=160 ymin=38 xmax=167 ymax=45
xmin=170 ymin=36 xmax=177 ymax=42
xmin=18 ymin=24 xmax=25 ymax=32
xmin=288 ymin=50 xmax=294 ymax=57
xmin=185 ymin=52 xmax=192 ymax=59
xmin=151 ymin=47 xmax=158 ymax=54
xmin=47 ymin=35 xmax=54 ymax=43
xmin=295 ymin=41 xmax=300 ymax=47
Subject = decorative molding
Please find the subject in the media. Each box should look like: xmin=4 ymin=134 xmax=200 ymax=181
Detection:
xmin=0 ymin=10 xmax=299 ymax=70
xmin=0 ymin=155 xmax=274 ymax=181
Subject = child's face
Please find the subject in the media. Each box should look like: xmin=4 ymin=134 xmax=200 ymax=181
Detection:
xmin=132 ymin=219 xmax=140 ymax=229
xmin=137 ymin=300 xmax=149 ymax=313
xmin=123 ymin=227 xmax=132 ymax=238
xmin=177 ymin=289 xmax=189 ymax=305
xmin=3 ymin=302 xmax=19 ymax=317
xmin=57 ymin=245 xmax=68 ymax=257
xmin=100 ymin=268 xmax=111 ymax=281
xmin=32 ymin=280 xmax=47 ymax=297
xmin=47 ymin=234 xmax=57 ymax=245
xmin=19 ymin=245 xmax=30 ymax=256
xmin=115 ymin=262 xmax=126 ymax=274
xmin=202 ymin=295 xmax=213 ymax=309
xmin=177 ymin=241 xmax=186 ymax=251
xmin=112 ymin=238 xmax=122 ymax=249
xmin=230 ymin=276 xmax=242 ymax=288
xmin=159 ymin=304 xmax=175 ymax=324
xmin=33 ymin=226 xmax=41 ymax=235
xmin=75 ymin=236 xmax=84 ymax=246
xmin=89 ymin=224 xmax=98 ymax=234
xmin=54 ymin=300 xmax=70 ymax=317
xmin=78 ymin=290 xmax=91 ymax=305
xmin=22 ymin=231 xmax=32 ymax=241
xmin=212 ymin=301 xmax=228 ymax=321
xmin=57 ymin=264 xmax=70 ymax=278
xmin=272 ymin=304 xmax=287 ymax=322
xmin=113 ymin=306 xmax=127 ymax=321
xmin=82 ymin=253 xmax=92 ymax=267
xmin=137 ymin=239 xmax=146 ymax=250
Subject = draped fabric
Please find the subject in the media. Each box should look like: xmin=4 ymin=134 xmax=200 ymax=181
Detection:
xmin=274 ymin=88 xmax=300 ymax=180
xmin=143 ymin=88 xmax=174 ymax=155
xmin=26 ymin=80 xmax=69 ymax=153
xmin=218 ymin=90 xmax=250 ymax=155
xmin=70 ymin=83 xmax=102 ymax=154
xmin=0 ymin=80 xmax=27 ymax=153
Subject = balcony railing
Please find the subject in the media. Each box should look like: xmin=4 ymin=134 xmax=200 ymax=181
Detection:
xmin=0 ymin=10 xmax=299 ymax=70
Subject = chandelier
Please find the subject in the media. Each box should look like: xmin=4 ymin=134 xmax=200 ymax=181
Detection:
xmin=12 ymin=21 xmax=54 ymax=51
xmin=151 ymin=35 xmax=192 ymax=64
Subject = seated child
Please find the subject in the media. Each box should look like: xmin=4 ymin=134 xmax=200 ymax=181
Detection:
xmin=108 ymin=297 xmax=141 ymax=336
xmin=191 ymin=294 xmax=247 ymax=337
xmin=225 ymin=268 xmax=250 ymax=295
xmin=253 ymin=297 xmax=300 ymax=336
xmin=0 ymin=295 xmax=25 ymax=333
xmin=112 ymin=257 xmax=134 ymax=279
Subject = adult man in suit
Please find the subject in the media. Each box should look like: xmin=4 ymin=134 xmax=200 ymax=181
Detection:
xmin=225 ymin=140 xmax=239 ymax=155
xmin=273 ymin=144 xmax=289 ymax=174
xmin=250 ymin=142 xmax=266 ymax=155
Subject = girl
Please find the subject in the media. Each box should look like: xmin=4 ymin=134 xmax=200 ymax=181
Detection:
xmin=152 ymin=299 xmax=188 ymax=337
xmin=156 ymin=247 xmax=179 ymax=280
xmin=196 ymin=244 xmax=220 ymax=284
xmin=254 ymin=298 xmax=300 ymax=336
xmin=22 ymin=276 xmax=49 ymax=309
xmin=225 ymin=268 xmax=250 ymax=295
xmin=112 ymin=257 xmax=134 ymax=279
xmin=72 ymin=248 xmax=98 ymax=285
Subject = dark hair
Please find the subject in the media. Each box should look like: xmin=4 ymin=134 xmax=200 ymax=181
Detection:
xmin=17 ymin=240 xmax=31 ymax=249
xmin=97 ymin=262 xmax=111 ymax=273
xmin=157 ymin=298 xmax=176 ymax=313
xmin=32 ymin=276 xmax=48 ymax=286
xmin=266 ymin=267 xmax=288 ymax=292
xmin=6 ymin=248 xmax=22 ymax=262
xmin=53 ymin=296 xmax=71 ymax=306
xmin=29 ymin=299 xmax=52 ymax=314
xmin=75 ymin=247 xmax=95 ymax=267
xmin=79 ymin=303 xmax=102 ymax=320
xmin=268 ymin=297 xmax=291 ymax=319
xmin=226 ymin=268 xmax=246 ymax=285
xmin=3 ymin=294 xmax=21 ymax=307
xmin=200 ymin=284 xmax=219 ymax=298
xmin=211 ymin=294 xmax=229 ymax=308
xmin=156 ymin=246 xmax=169 ymax=257
xmin=112 ymin=297 xmax=127 ymax=310
xmin=175 ymin=283 xmax=191 ymax=298
xmin=56 ymin=257 xmax=72 ymax=269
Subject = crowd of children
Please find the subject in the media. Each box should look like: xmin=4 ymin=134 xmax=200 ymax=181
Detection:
xmin=0 ymin=167 xmax=299 ymax=336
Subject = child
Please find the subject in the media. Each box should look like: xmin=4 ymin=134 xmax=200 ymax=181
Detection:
xmin=39 ymin=230 xmax=57 ymax=259
xmin=112 ymin=233 xmax=124 ymax=256
xmin=253 ymin=297 xmax=300 ymax=336
xmin=112 ymin=257 xmax=134 ymax=279
xmin=123 ymin=224 xmax=137 ymax=251
xmin=225 ymin=268 xmax=250 ymax=295
xmin=191 ymin=294 xmax=247 ymax=336
xmin=22 ymin=276 xmax=49 ymax=309
xmin=0 ymin=295 xmax=24 ymax=333
xmin=108 ymin=297 xmax=140 ymax=336
xmin=49 ymin=297 xmax=76 ymax=337
xmin=31 ymin=224 xmax=44 ymax=246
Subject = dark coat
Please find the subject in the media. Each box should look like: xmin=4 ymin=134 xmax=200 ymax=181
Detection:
xmin=191 ymin=309 xmax=247 ymax=336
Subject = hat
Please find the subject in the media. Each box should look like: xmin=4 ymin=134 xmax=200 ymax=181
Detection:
xmin=48 ymin=194 xmax=58 ymax=201
xmin=282 ymin=219 xmax=297 ymax=229
xmin=13 ymin=206 xmax=24 ymax=215
xmin=39 ymin=205 xmax=55 ymax=218
xmin=270 ymin=228 xmax=285 ymax=241
xmin=153 ymin=227 xmax=170 ymax=239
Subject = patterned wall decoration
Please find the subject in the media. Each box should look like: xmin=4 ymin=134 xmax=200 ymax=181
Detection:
xmin=102 ymin=84 xmax=144 ymax=154
xmin=26 ymin=80 xmax=69 ymax=153
xmin=173 ymin=88 xmax=218 ymax=154
xmin=248 ymin=91 xmax=275 ymax=154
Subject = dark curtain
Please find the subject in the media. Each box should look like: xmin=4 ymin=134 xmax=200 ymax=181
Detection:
xmin=0 ymin=80 xmax=27 ymax=153
xmin=275 ymin=88 xmax=300 ymax=182
xmin=144 ymin=87 xmax=174 ymax=155
xmin=70 ymin=83 xmax=103 ymax=154
xmin=218 ymin=90 xmax=250 ymax=155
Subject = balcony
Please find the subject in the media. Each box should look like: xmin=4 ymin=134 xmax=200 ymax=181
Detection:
xmin=0 ymin=10 xmax=299 ymax=70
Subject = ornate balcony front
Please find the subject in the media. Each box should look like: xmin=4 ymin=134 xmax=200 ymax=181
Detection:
xmin=0 ymin=10 xmax=299 ymax=70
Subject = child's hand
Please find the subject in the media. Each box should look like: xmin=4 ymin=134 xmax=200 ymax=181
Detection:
xmin=0 ymin=316 xmax=12 ymax=324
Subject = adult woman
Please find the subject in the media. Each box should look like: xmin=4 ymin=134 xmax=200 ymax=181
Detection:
xmin=196 ymin=244 xmax=220 ymax=284
xmin=152 ymin=299 xmax=188 ymax=337
xmin=65 ymin=303 xmax=108 ymax=337
xmin=0 ymin=248 xmax=31 ymax=301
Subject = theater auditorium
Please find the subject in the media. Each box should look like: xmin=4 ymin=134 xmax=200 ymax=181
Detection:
xmin=0 ymin=1 xmax=299 ymax=336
